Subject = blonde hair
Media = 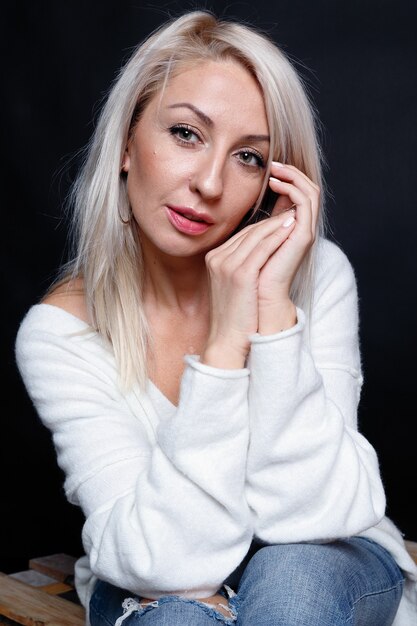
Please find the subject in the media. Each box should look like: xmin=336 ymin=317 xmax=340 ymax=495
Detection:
xmin=54 ymin=10 xmax=326 ymax=390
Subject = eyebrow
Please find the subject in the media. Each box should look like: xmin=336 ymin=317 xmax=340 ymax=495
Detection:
xmin=167 ymin=102 xmax=270 ymax=143
xmin=168 ymin=102 xmax=213 ymax=127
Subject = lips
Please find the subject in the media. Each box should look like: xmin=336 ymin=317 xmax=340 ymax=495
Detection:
xmin=165 ymin=206 xmax=213 ymax=235
xmin=179 ymin=212 xmax=205 ymax=222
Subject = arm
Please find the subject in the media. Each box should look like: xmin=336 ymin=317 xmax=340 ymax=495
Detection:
xmin=15 ymin=307 xmax=252 ymax=599
xmin=246 ymin=240 xmax=386 ymax=542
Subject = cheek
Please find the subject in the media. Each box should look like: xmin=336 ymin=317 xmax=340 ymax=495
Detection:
xmin=136 ymin=141 xmax=192 ymax=188
xmin=127 ymin=145 xmax=169 ymax=205
xmin=133 ymin=144 xmax=159 ymax=180
xmin=225 ymin=175 xmax=263 ymax=218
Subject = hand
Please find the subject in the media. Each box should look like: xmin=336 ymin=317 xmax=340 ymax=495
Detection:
xmin=201 ymin=162 xmax=319 ymax=367
xmin=257 ymin=162 xmax=320 ymax=332
xmin=201 ymin=210 xmax=299 ymax=368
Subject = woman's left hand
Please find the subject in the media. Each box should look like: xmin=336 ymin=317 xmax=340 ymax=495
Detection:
xmin=257 ymin=161 xmax=320 ymax=332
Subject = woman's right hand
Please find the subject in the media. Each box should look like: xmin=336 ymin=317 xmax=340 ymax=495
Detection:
xmin=201 ymin=211 xmax=296 ymax=369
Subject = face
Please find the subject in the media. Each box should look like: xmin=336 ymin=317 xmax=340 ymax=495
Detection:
xmin=123 ymin=59 xmax=270 ymax=259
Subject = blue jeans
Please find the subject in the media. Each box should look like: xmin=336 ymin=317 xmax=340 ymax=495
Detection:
xmin=89 ymin=537 xmax=404 ymax=625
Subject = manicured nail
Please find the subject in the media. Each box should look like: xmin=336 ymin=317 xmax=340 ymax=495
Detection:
xmin=272 ymin=161 xmax=285 ymax=167
xmin=269 ymin=176 xmax=281 ymax=183
xmin=283 ymin=216 xmax=295 ymax=227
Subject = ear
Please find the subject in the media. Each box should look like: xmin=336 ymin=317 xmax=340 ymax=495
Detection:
xmin=121 ymin=147 xmax=130 ymax=173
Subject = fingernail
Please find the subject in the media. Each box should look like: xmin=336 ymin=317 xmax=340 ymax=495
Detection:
xmin=272 ymin=161 xmax=285 ymax=167
xmin=269 ymin=176 xmax=281 ymax=183
xmin=282 ymin=216 xmax=295 ymax=227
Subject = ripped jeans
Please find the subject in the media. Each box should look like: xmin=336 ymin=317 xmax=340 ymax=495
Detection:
xmin=89 ymin=537 xmax=404 ymax=625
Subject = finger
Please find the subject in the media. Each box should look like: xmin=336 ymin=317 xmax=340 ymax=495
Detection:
xmin=270 ymin=163 xmax=320 ymax=234
xmin=233 ymin=219 xmax=296 ymax=274
xmin=269 ymin=169 xmax=319 ymax=211
xmin=270 ymin=200 xmax=297 ymax=217
xmin=207 ymin=214 xmax=295 ymax=271
xmin=269 ymin=175 xmax=319 ymax=238
xmin=271 ymin=161 xmax=320 ymax=193
xmin=268 ymin=177 xmax=314 ymax=239
xmin=210 ymin=213 xmax=283 ymax=256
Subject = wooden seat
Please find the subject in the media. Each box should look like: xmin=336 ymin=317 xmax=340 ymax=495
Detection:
xmin=0 ymin=554 xmax=85 ymax=625
xmin=1 ymin=543 xmax=416 ymax=624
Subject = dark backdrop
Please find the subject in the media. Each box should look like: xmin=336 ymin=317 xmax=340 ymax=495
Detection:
xmin=2 ymin=0 xmax=416 ymax=573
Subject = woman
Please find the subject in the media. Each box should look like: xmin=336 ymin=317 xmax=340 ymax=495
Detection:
xmin=15 ymin=10 xmax=417 ymax=625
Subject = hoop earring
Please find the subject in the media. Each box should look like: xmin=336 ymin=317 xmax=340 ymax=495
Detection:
xmin=118 ymin=205 xmax=132 ymax=225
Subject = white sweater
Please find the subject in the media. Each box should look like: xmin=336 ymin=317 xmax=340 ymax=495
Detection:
xmin=15 ymin=238 xmax=417 ymax=625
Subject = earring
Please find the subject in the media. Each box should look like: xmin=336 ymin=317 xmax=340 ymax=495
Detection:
xmin=118 ymin=205 xmax=132 ymax=225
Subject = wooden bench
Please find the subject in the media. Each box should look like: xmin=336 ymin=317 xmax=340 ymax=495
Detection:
xmin=1 ymin=543 xmax=417 ymax=625
xmin=0 ymin=554 xmax=85 ymax=625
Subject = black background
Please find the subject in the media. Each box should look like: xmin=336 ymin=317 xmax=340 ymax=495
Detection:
xmin=2 ymin=0 xmax=416 ymax=573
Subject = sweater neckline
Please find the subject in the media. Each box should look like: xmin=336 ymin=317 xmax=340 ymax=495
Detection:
xmin=33 ymin=303 xmax=178 ymax=410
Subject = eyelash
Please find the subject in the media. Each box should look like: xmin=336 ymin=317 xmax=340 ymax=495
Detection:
xmin=168 ymin=124 xmax=265 ymax=169
xmin=169 ymin=124 xmax=200 ymax=145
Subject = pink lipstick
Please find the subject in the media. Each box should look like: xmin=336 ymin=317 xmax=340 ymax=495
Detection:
xmin=166 ymin=206 xmax=213 ymax=235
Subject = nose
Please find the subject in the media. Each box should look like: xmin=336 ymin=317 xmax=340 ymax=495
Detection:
xmin=188 ymin=149 xmax=225 ymax=200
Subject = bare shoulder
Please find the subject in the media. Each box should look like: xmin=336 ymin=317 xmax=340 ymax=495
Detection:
xmin=41 ymin=277 xmax=91 ymax=324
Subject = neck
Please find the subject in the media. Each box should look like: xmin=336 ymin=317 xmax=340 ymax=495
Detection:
xmin=142 ymin=246 xmax=209 ymax=315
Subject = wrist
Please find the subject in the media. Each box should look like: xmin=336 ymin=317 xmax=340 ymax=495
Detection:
xmin=201 ymin=339 xmax=247 ymax=369
xmin=258 ymin=300 xmax=297 ymax=335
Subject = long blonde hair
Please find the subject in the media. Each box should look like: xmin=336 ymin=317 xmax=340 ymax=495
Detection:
xmin=54 ymin=10 xmax=326 ymax=390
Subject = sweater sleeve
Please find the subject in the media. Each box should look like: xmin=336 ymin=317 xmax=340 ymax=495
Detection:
xmin=245 ymin=240 xmax=386 ymax=543
xmin=15 ymin=307 xmax=253 ymax=599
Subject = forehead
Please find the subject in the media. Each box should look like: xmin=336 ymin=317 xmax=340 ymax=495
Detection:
xmin=152 ymin=59 xmax=269 ymax=132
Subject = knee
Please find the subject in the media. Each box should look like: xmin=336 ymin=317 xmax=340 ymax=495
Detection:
xmin=239 ymin=544 xmax=346 ymax=626
xmin=237 ymin=540 xmax=403 ymax=625
xmin=239 ymin=543 xmax=345 ymax=611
